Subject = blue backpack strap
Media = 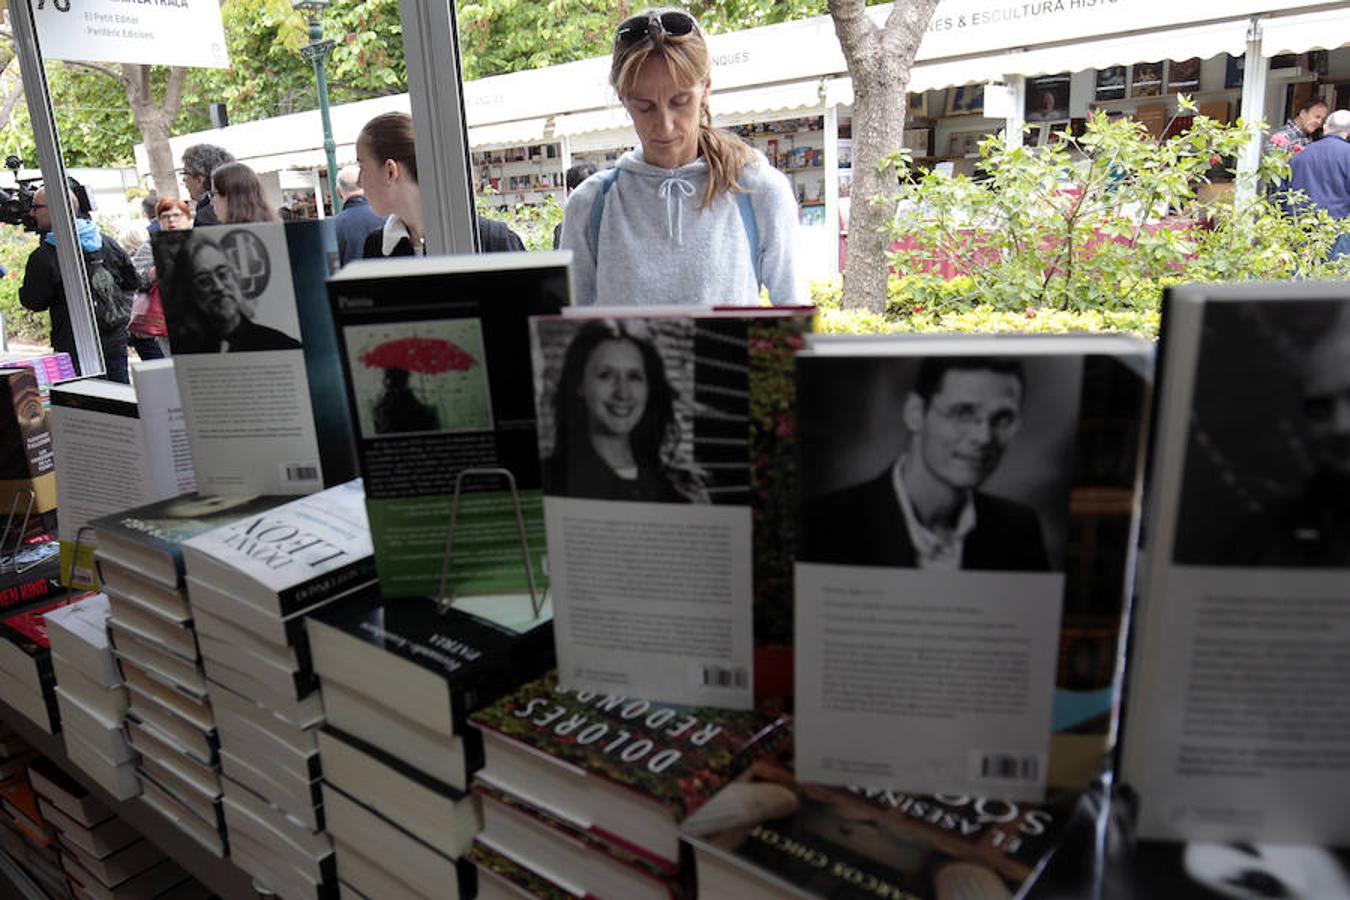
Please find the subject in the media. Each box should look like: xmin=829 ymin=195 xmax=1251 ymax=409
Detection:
xmin=588 ymin=168 xmax=622 ymax=264
xmin=735 ymin=181 xmax=761 ymax=289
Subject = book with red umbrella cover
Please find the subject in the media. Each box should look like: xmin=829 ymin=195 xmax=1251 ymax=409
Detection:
xmin=326 ymin=252 xmax=568 ymax=621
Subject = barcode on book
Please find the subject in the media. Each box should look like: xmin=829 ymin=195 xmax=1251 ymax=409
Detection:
xmin=700 ymin=665 xmax=748 ymax=690
xmin=282 ymin=463 xmax=320 ymax=484
xmin=974 ymin=752 xmax=1041 ymax=782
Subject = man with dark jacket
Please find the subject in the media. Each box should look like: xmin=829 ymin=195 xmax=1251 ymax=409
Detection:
xmin=333 ymin=165 xmax=386 ymax=266
xmin=19 ymin=187 xmax=136 ymax=382
xmin=180 ymin=144 xmax=234 ymax=227
xmin=803 ymin=356 xmax=1050 ymax=571
xmin=1287 ymin=109 xmax=1350 ymax=260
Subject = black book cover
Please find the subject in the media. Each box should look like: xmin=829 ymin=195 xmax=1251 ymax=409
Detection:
xmin=310 ymin=584 xmax=554 ymax=727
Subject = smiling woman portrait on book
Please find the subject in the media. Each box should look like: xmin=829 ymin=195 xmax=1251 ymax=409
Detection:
xmin=542 ymin=319 xmax=704 ymax=504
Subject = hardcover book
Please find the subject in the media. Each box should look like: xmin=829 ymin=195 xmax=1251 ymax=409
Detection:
xmin=794 ymin=334 xmax=1152 ymax=800
xmin=153 ymin=220 xmax=357 ymax=496
xmin=1121 ymin=282 xmax=1350 ymax=844
xmin=469 ymin=671 xmax=788 ymax=868
xmin=326 ymin=252 xmax=568 ymax=608
xmin=530 ymin=307 xmax=814 ymax=708
xmin=682 ymin=756 xmax=1084 ymax=900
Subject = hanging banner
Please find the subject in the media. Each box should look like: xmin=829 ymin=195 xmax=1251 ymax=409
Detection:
xmin=33 ymin=0 xmax=229 ymax=69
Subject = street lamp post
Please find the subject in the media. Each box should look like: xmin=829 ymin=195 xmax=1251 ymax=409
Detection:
xmin=294 ymin=0 xmax=342 ymax=215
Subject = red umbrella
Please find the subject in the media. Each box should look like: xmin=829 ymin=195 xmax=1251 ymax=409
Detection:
xmin=360 ymin=337 xmax=477 ymax=374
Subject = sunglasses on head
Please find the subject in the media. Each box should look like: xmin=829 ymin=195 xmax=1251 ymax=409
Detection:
xmin=614 ymin=10 xmax=697 ymax=47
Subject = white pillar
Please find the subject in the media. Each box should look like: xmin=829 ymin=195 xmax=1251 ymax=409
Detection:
xmin=1005 ymin=76 xmax=1027 ymax=150
xmin=1236 ymin=16 xmax=1270 ymax=204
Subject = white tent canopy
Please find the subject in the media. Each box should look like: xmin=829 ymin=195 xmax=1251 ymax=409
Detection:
xmin=137 ymin=1 xmax=1350 ymax=179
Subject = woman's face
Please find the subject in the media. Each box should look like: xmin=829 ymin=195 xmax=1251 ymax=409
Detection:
xmin=624 ymin=56 xmax=708 ymax=170
xmin=582 ymin=339 xmax=649 ymax=438
xmin=356 ymin=138 xmax=394 ymax=217
xmin=157 ymin=205 xmax=192 ymax=231
xmin=210 ymin=189 xmax=229 ymax=222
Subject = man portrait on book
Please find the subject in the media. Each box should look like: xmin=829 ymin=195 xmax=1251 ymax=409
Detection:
xmin=803 ymin=356 xmax=1050 ymax=571
xmin=1223 ymin=309 xmax=1350 ymax=567
xmin=169 ymin=233 xmax=301 ymax=354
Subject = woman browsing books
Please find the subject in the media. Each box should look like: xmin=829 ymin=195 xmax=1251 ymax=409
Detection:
xmin=355 ymin=112 xmax=525 ymax=257
xmin=544 ymin=320 xmax=702 ymax=503
xmin=558 ymin=8 xmax=802 ymax=307
xmin=210 ymin=162 xmax=281 ymax=225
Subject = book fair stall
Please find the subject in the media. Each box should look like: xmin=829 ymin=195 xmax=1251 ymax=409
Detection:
xmin=0 ymin=1 xmax=1345 ymax=899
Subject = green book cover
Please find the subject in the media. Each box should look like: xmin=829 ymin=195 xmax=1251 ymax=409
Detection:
xmin=326 ymin=254 xmax=567 ymax=609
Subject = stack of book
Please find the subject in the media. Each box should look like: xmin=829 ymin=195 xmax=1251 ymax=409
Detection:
xmin=305 ymin=590 xmax=555 ymax=899
xmin=89 ymin=495 xmax=293 ymax=862
xmin=0 ymin=761 xmax=67 ymax=897
xmin=0 ymin=592 xmax=82 ymax=734
xmin=28 ymin=758 xmax=203 ymax=900
xmin=181 ymin=480 xmax=376 ymax=900
xmin=45 ymin=593 xmax=139 ymax=800
xmin=465 ymin=672 xmax=789 ymax=900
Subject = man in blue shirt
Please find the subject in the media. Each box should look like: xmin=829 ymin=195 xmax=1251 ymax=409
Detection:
xmin=1287 ymin=109 xmax=1350 ymax=260
xmin=332 ymin=165 xmax=386 ymax=266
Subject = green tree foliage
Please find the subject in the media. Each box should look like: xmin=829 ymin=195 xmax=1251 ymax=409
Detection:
xmin=882 ymin=102 xmax=1348 ymax=327
xmin=457 ymin=0 xmax=827 ymax=81
xmin=0 ymin=62 xmax=142 ymax=167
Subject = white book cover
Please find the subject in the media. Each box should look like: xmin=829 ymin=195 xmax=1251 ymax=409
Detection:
xmin=130 ymin=358 xmax=197 ymax=496
xmin=1122 ymin=283 xmax=1350 ymax=845
xmin=794 ymin=336 xmax=1151 ymax=801
xmin=50 ymin=380 xmax=165 ymax=584
xmin=529 ymin=311 xmax=813 ymax=709
xmin=44 ymin=593 xmax=119 ymax=685
xmin=182 ymin=480 xmax=373 ymax=614
xmin=153 ymin=221 xmax=353 ymax=495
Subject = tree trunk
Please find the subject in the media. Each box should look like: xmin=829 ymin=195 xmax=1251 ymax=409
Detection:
xmin=828 ymin=0 xmax=939 ymax=313
xmin=122 ymin=63 xmax=189 ymax=198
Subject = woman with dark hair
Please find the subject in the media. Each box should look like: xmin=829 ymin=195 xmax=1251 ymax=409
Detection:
xmin=356 ymin=111 xmax=524 ymax=257
xmin=210 ymin=162 xmax=280 ymax=225
xmin=545 ymin=320 xmax=696 ymax=502
xmin=559 ymin=7 xmax=800 ymax=306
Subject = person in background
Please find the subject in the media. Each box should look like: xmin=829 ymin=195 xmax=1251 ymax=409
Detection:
xmin=180 ymin=144 xmax=234 ymax=226
xmin=142 ymin=194 xmax=161 ymax=234
xmin=1268 ymin=98 xmax=1330 ymax=155
xmin=19 ymin=187 xmax=137 ymax=382
xmin=559 ymin=8 xmax=801 ymax=306
xmin=553 ymin=161 xmax=597 ymax=249
xmin=333 ymin=164 xmax=386 ymax=265
xmin=356 ymin=111 xmax=525 ymax=257
xmin=1285 ymin=108 xmax=1350 ymax=261
xmin=129 ymin=198 xmax=193 ymax=359
xmin=210 ymin=162 xmax=281 ymax=225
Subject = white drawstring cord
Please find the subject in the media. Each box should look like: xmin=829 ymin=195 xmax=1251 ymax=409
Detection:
xmin=657 ymin=176 xmax=696 ymax=244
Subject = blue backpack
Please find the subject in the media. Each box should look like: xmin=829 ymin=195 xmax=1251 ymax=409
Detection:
xmin=587 ymin=168 xmax=762 ymax=288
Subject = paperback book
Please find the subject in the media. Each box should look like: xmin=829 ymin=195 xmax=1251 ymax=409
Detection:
xmin=326 ymin=252 xmax=568 ymax=610
xmin=1121 ymin=282 xmax=1350 ymax=844
xmin=469 ymin=671 xmax=788 ymax=869
xmin=49 ymin=379 xmax=184 ymax=587
xmin=530 ymin=307 xmax=813 ymax=708
xmin=794 ymin=335 xmax=1152 ymax=800
xmin=0 ymin=367 xmax=55 ymax=532
xmin=153 ymin=220 xmax=356 ymax=495
xmin=682 ymin=755 xmax=1086 ymax=900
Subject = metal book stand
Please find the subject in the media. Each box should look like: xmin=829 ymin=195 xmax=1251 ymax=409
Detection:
xmin=434 ymin=467 xmax=546 ymax=619
xmin=0 ymin=490 xmax=35 ymax=573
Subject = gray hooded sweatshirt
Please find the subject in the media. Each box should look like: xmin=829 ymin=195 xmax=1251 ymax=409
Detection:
xmin=560 ymin=148 xmax=803 ymax=307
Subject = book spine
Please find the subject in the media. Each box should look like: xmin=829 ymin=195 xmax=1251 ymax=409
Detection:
xmin=277 ymin=559 xmax=378 ymax=619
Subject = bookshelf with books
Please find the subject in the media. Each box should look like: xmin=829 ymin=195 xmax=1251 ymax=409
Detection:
xmin=472 ymin=142 xmax=567 ymax=210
